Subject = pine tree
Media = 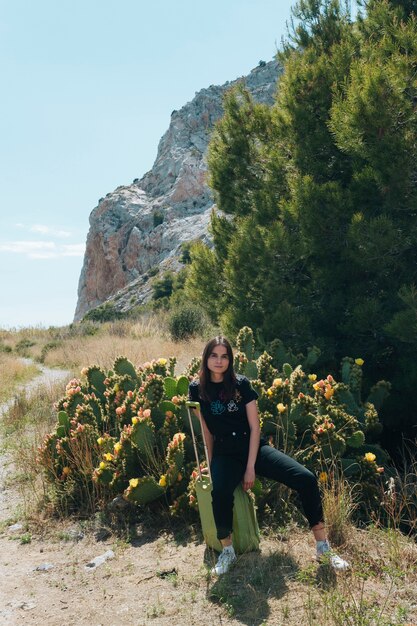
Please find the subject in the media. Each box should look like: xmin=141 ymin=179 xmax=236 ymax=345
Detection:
xmin=186 ymin=0 xmax=417 ymax=443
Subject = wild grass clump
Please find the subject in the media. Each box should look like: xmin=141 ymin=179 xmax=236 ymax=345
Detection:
xmin=0 ymin=379 xmax=68 ymax=519
xmin=0 ymin=354 xmax=39 ymax=403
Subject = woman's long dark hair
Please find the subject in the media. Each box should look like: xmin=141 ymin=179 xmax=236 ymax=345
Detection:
xmin=198 ymin=336 xmax=237 ymax=402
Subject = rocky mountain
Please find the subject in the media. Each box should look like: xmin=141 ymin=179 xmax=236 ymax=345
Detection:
xmin=74 ymin=59 xmax=282 ymax=321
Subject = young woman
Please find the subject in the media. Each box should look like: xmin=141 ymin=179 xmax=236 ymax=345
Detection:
xmin=188 ymin=336 xmax=349 ymax=575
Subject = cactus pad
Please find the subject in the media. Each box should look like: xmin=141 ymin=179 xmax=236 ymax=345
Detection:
xmin=124 ymin=476 xmax=165 ymax=505
xmin=164 ymin=377 xmax=178 ymax=399
xmin=113 ymin=356 xmax=138 ymax=380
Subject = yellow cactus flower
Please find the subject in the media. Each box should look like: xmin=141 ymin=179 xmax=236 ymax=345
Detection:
xmin=318 ymin=471 xmax=327 ymax=483
xmin=273 ymin=378 xmax=282 ymax=387
xmin=313 ymin=382 xmax=320 ymax=391
xmin=97 ymin=437 xmax=104 ymax=446
xmin=355 ymin=358 xmax=364 ymax=366
xmin=129 ymin=478 xmax=139 ymax=489
xmin=62 ymin=466 xmax=71 ymax=476
xmin=308 ymin=374 xmax=317 ymax=381
xmin=364 ymin=452 xmax=376 ymax=463
xmin=132 ymin=416 xmax=139 ymax=425
xmin=114 ymin=442 xmax=122 ymax=454
xmin=277 ymin=403 xmax=287 ymax=413
xmin=99 ymin=461 xmax=106 ymax=470
xmin=103 ymin=453 xmax=114 ymax=461
xmin=159 ymin=475 xmax=167 ymax=487
xmin=158 ymin=358 xmax=167 ymax=366
xmin=267 ymin=388 xmax=273 ymax=397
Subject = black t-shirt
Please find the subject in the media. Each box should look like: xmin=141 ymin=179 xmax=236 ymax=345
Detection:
xmin=188 ymin=375 xmax=258 ymax=437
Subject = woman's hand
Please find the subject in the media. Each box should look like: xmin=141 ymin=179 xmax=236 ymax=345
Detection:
xmin=242 ymin=466 xmax=255 ymax=491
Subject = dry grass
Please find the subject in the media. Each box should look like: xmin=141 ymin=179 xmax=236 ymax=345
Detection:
xmin=1 ymin=317 xmax=207 ymax=374
xmin=42 ymin=331 xmax=205 ymax=374
xmin=0 ymin=353 xmax=39 ymax=403
xmin=0 ymin=380 xmax=66 ymax=519
xmin=321 ymin=476 xmax=358 ymax=547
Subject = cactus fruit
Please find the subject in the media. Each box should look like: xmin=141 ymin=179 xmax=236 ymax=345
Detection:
xmin=113 ymin=356 xmax=138 ymax=380
xmin=124 ymin=476 xmax=165 ymax=504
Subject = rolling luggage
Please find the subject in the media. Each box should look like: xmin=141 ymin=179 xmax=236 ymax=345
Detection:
xmin=186 ymin=401 xmax=260 ymax=554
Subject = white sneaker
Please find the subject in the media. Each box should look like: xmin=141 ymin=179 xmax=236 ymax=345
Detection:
xmin=316 ymin=541 xmax=349 ymax=571
xmin=211 ymin=546 xmax=236 ymax=575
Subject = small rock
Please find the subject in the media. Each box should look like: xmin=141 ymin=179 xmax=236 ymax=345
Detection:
xmin=8 ymin=523 xmax=23 ymax=533
xmin=84 ymin=550 xmax=115 ymax=571
xmin=67 ymin=529 xmax=85 ymax=542
xmin=8 ymin=601 xmax=36 ymax=611
xmin=34 ymin=563 xmax=54 ymax=571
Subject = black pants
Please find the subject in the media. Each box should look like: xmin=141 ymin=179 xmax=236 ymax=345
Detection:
xmin=210 ymin=439 xmax=324 ymax=540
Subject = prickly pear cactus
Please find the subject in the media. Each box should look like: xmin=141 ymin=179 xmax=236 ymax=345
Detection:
xmin=184 ymin=356 xmax=201 ymax=379
xmin=114 ymin=356 xmax=138 ymax=380
xmin=236 ymin=326 xmax=255 ymax=361
xmin=143 ymin=375 xmax=164 ymax=407
xmin=257 ymin=352 xmax=276 ymax=387
xmin=124 ymin=476 xmax=164 ymax=504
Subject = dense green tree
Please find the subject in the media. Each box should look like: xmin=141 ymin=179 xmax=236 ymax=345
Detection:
xmin=186 ymin=0 xmax=417 ymax=446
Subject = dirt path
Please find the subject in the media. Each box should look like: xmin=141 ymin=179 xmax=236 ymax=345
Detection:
xmin=0 ymin=361 xmax=71 ymax=525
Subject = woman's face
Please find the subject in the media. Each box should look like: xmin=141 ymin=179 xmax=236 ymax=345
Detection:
xmin=206 ymin=345 xmax=230 ymax=379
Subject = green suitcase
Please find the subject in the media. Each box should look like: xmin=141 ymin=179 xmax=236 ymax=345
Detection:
xmin=186 ymin=401 xmax=260 ymax=554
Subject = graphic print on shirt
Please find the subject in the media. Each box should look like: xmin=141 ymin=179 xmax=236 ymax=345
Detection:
xmin=210 ymin=399 xmax=226 ymax=415
xmin=210 ymin=388 xmax=243 ymax=415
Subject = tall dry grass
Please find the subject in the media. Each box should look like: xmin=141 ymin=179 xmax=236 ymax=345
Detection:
xmin=0 ymin=379 xmax=67 ymax=520
xmin=0 ymin=354 xmax=39 ymax=403
xmin=42 ymin=318 xmax=207 ymax=374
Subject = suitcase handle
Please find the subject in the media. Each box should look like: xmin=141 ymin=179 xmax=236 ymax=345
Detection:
xmin=185 ymin=401 xmax=212 ymax=483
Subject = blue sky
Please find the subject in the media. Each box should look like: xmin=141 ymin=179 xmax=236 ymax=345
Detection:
xmin=0 ymin=0 xmax=352 ymax=328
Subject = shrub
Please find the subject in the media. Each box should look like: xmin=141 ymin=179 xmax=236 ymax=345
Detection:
xmin=168 ymin=305 xmax=206 ymax=341
xmin=83 ymin=302 xmax=124 ymax=323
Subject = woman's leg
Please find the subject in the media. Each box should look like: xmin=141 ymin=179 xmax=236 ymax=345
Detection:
xmin=255 ymin=445 xmax=323 ymax=527
xmin=210 ymin=454 xmax=246 ymax=541
xmin=255 ymin=445 xmax=349 ymax=570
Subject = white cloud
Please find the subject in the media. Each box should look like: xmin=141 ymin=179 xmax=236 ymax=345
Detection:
xmin=12 ymin=223 xmax=72 ymax=238
xmin=0 ymin=240 xmax=84 ymax=259
xmin=30 ymin=224 xmax=71 ymax=238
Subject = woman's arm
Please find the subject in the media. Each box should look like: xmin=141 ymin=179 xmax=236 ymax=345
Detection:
xmin=242 ymin=400 xmax=260 ymax=491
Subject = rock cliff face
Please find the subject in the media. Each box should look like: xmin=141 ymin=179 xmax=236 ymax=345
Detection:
xmin=74 ymin=59 xmax=282 ymax=321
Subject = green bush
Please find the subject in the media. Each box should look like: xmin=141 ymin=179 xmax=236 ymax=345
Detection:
xmin=83 ymin=302 xmax=124 ymax=323
xmin=168 ymin=305 xmax=206 ymax=341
